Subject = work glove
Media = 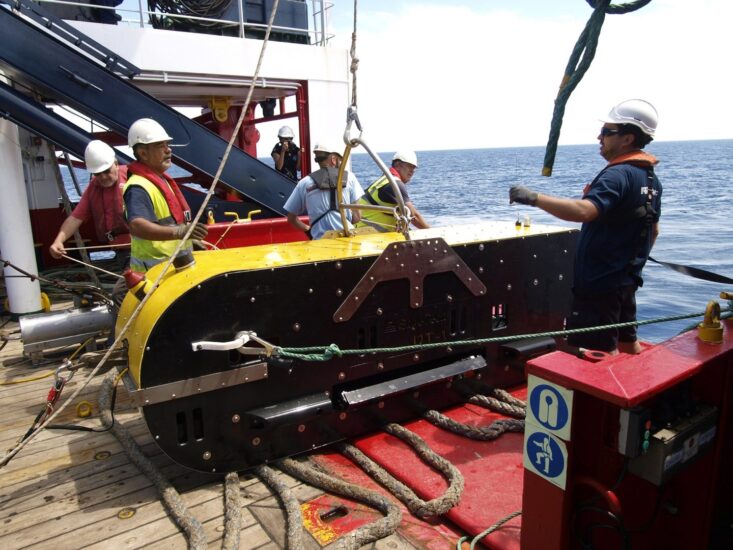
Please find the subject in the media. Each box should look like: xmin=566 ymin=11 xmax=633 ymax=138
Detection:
xmin=173 ymin=222 xmax=209 ymax=241
xmin=509 ymin=186 xmax=538 ymax=206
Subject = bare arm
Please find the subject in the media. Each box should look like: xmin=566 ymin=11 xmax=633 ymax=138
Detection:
xmin=287 ymin=212 xmax=310 ymax=234
xmin=407 ymin=201 xmax=430 ymax=229
xmin=49 ymin=216 xmax=84 ymax=259
xmin=535 ymin=195 xmax=599 ymax=223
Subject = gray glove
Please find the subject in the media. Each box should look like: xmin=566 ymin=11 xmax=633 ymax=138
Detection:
xmin=173 ymin=222 xmax=209 ymax=241
xmin=509 ymin=186 xmax=538 ymax=206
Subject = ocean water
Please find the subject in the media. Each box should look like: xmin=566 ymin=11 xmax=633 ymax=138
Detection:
xmin=65 ymin=140 xmax=733 ymax=344
xmin=350 ymin=140 xmax=733 ymax=344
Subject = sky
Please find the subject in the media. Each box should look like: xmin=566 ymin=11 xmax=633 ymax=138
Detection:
xmin=313 ymin=0 xmax=732 ymax=151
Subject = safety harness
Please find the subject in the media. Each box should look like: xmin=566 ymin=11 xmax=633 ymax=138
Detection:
xmin=307 ymin=167 xmax=350 ymax=235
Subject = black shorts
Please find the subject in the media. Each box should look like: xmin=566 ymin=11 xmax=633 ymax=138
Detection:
xmin=566 ymin=285 xmax=638 ymax=352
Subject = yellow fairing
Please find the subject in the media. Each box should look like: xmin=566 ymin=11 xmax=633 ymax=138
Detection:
xmin=116 ymin=221 xmax=568 ymax=387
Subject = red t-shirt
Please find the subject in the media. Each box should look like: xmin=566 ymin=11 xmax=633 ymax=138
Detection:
xmin=72 ymin=165 xmax=130 ymax=243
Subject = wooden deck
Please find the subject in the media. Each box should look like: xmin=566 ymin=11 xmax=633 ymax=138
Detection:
xmin=0 ymin=313 xmax=436 ymax=550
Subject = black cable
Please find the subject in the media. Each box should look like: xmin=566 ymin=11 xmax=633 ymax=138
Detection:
xmin=47 ymin=382 xmax=118 ymax=434
xmin=574 ymin=506 xmax=630 ymax=550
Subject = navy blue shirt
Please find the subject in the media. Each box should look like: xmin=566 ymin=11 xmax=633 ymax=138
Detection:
xmin=124 ymin=185 xmax=159 ymax=224
xmin=574 ymin=162 xmax=662 ymax=291
xmin=272 ymin=141 xmax=300 ymax=181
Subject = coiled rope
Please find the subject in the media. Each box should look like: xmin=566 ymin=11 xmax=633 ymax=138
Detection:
xmin=542 ymin=0 xmax=653 ymax=176
xmin=339 ymin=422 xmax=464 ymax=519
xmin=275 ymin=308 xmax=721 ymax=361
xmin=278 ymin=457 xmax=402 ymax=550
xmin=254 ymin=464 xmax=306 ymax=549
xmin=424 ymin=410 xmax=525 ymax=441
xmin=469 ymin=389 xmax=527 ymax=419
xmin=222 ymin=472 xmax=242 ymax=550
xmin=98 ymin=371 xmax=207 ymax=549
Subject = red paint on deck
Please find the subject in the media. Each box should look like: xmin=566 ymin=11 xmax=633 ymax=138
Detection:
xmin=315 ymin=388 xmax=527 ymax=549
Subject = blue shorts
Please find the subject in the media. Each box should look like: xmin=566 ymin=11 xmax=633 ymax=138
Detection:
xmin=566 ymin=286 xmax=638 ymax=352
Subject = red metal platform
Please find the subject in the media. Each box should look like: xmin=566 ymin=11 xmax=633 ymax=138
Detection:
xmin=314 ymin=387 xmax=527 ymax=549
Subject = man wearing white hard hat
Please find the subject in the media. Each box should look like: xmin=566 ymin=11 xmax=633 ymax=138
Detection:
xmin=271 ymin=125 xmax=300 ymax=181
xmin=123 ymin=118 xmax=207 ymax=273
xmin=49 ymin=140 xmax=129 ymax=261
xmin=356 ymin=150 xmax=430 ymax=232
xmin=509 ymin=99 xmax=662 ymax=355
xmin=283 ymin=141 xmax=363 ymax=239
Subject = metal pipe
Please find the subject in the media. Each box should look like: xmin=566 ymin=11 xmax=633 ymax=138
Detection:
xmin=20 ymin=305 xmax=113 ymax=354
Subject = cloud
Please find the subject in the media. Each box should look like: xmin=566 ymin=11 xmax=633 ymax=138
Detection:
xmin=330 ymin=0 xmax=733 ymax=151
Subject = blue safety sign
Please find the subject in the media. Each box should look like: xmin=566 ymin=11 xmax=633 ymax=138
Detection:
xmin=527 ymin=375 xmax=574 ymax=440
xmin=524 ymin=427 xmax=568 ymax=490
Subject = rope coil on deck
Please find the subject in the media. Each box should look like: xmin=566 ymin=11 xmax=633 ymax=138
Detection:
xmin=339 ymin=424 xmax=464 ymax=519
xmin=468 ymin=389 xmax=527 ymax=419
xmin=222 ymin=472 xmax=242 ymax=550
xmin=277 ymin=457 xmax=402 ymax=550
xmin=424 ymin=410 xmax=525 ymax=441
xmin=254 ymin=464 xmax=306 ymax=550
xmin=98 ymin=371 xmax=207 ymax=550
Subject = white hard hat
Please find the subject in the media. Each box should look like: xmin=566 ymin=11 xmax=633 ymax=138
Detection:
xmin=313 ymin=141 xmax=342 ymax=156
xmin=278 ymin=126 xmax=295 ymax=139
xmin=128 ymin=118 xmax=173 ymax=148
xmin=392 ymin=150 xmax=418 ymax=167
xmin=84 ymin=140 xmax=116 ymax=174
xmin=601 ymin=99 xmax=658 ymax=137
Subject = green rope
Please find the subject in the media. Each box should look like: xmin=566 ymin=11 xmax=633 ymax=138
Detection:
xmin=542 ymin=0 xmax=653 ymax=176
xmin=275 ymin=308 xmax=719 ymax=362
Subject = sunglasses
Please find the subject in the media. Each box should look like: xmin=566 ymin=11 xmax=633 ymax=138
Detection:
xmin=599 ymin=127 xmax=622 ymax=137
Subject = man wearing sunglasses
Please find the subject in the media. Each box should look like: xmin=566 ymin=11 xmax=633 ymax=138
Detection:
xmin=50 ymin=140 xmax=130 ymax=264
xmin=509 ymin=99 xmax=662 ymax=355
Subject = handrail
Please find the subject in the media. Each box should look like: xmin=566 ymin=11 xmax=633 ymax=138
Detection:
xmin=28 ymin=0 xmax=335 ymax=43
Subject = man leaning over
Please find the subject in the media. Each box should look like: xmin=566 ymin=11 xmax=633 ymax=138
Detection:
xmin=357 ymin=150 xmax=430 ymax=232
xmin=284 ymin=142 xmax=363 ymax=239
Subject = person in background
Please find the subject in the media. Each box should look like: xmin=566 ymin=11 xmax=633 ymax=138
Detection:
xmin=271 ymin=125 xmax=300 ymax=181
xmin=356 ymin=150 xmax=430 ymax=232
xmin=284 ymin=142 xmax=363 ymax=239
xmin=123 ymin=118 xmax=208 ymax=273
xmin=509 ymin=99 xmax=662 ymax=355
xmin=49 ymin=140 xmax=130 ymax=265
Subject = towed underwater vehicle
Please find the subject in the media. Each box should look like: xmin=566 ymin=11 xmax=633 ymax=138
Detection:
xmin=117 ymin=222 xmax=576 ymax=473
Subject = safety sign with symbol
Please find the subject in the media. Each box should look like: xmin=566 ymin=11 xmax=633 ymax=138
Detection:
xmin=527 ymin=374 xmax=574 ymax=440
xmin=523 ymin=427 xmax=568 ymax=490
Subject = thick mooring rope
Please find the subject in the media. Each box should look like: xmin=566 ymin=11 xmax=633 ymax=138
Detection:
xmin=254 ymin=464 xmax=306 ymax=550
xmin=278 ymin=457 xmax=402 ymax=550
xmin=424 ymin=410 xmax=525 ymax=441
xmin=222 ymin=472 xmax=242 ymax=550
xmin=98 ymin=372 xmax=207 ymax=549
xmin=542 ymin=0 xmax=653 ymax=176
xmin=339 ymin=427 xmax=464 ymax=519
xmin=468 ymin=389 xmax=527 ymax=419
